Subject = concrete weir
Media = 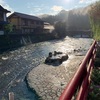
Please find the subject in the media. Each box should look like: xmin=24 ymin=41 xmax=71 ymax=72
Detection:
xmin=27 ymin=55 xmax=84 ymax=100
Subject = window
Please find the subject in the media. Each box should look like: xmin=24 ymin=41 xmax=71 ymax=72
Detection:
xmin=22 ymin=19 xmax=28 ymax=26
xmin=36 ymin=21 xmax=39 ymax=24
xmin=31 ymin=21 xmax=36 ymax=24
xmin=41 ymin=22 xmax=43 ymax=25
xmin=0 ymin=11 xmax=3 ymax=21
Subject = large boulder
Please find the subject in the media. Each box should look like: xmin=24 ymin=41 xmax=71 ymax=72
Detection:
xmin=45 ymin=51 xmax=68 ymax=65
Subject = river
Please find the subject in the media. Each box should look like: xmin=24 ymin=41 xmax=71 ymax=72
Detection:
xmin=0 ymin=37 xmax=93 ymax=100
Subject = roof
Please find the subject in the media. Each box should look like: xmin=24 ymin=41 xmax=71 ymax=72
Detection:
xmin=0 ymin=5 xmax=10 ymax=13
xmin=44 ymin=22 xmax=50 ymax=25
xmin=8 ymin=12 xmax=43 ymax=21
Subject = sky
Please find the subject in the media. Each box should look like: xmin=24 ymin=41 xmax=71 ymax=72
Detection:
xmin=0 ymin=0 xmax=99 ymax=16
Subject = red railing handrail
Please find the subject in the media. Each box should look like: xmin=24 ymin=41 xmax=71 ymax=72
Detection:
xmin=76 ymin=43 xmax=97 ymax=100
xmin=59 ymin=40 xmax=97 ymax=100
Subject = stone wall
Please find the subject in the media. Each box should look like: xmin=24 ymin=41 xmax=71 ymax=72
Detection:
xmin=0 ymin=33 xmax=56 ymax=53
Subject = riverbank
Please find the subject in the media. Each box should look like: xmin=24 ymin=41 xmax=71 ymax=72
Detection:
xmin=0 ymin=33 xmax=57 ymax=53
xmin=0 ymin=32 xmax=92 ymax=54
xmin=27 ymin=54 xmax=84 ymax=100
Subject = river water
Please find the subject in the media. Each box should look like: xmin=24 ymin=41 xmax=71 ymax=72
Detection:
xmin=0 ymin=37 xmax=93 ymax=100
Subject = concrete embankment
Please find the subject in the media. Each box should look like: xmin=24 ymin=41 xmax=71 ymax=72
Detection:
xmin=0 ymin=33 xmax=56 ymax=53
xmin=27 ymin=55 xmax=84 ymax=100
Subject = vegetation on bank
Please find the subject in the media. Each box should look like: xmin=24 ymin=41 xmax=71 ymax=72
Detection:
xmin=54 ymin=21 xmax=66 ymax=38
xmin=88 ymin=68 xmax=100 ymax=100
xmin=88 ymin=46 xmax=100 ymax=100
xmin=4 ymin=24 xmax=13 ymax=33
xmin=89 ymin=0 xmax=100 ymax=40
xmin=88 ymin=2 xmax=100 ymax=99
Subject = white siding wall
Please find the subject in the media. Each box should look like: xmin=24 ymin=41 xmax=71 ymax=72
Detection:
xmin=0 ymin=31 xmax=4 ymax=35
xmin=3 ymin=12 xmax=6 ymax=21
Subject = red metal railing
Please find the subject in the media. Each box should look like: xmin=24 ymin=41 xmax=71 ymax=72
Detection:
xmin=59 ymin=40 xmax=97 ymax=100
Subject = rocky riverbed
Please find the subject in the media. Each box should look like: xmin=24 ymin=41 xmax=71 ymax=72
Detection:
xmin=27 ymin=55 xmax=84 ymax=100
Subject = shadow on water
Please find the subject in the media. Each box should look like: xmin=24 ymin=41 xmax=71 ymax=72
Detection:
xmin=24 ymin=76 xmax=41 ymax=100
xmin=44 ymin=61 xmax=62 ymax=66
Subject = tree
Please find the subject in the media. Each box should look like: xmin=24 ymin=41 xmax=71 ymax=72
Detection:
xmin=54 ymin=21 xmax=66 ymax=38
xmin=89 ymin=1 xmax=100 ymax=21
xmin=4 ymin=24 xmax=13 ymax=34
xmin=89 ymin=1 xmax=100 ymax=40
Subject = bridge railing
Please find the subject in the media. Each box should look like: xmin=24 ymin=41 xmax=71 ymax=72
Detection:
xmin=59 ymin=40 xmax=97 ymax=100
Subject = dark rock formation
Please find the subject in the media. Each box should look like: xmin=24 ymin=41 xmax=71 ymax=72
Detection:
xmin=45 ymin=51 xmax=68 ymax=66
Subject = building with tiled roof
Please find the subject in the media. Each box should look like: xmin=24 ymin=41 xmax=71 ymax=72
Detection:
xmin=8 ymin=12 xmax=44 ymax=34
xmin=0 ymin=5 xmax=10 ymax=35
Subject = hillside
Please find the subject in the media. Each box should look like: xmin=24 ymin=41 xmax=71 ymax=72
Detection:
xmin=40 ymin=6 xmax=91 ymax=31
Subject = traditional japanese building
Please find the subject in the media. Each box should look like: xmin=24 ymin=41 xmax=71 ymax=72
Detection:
xmin=43 ymin=22 xmax=54 ymax=33
xmin=8 ymin=12 xmax=44 ymax=34
xmin=0 ymin=5 xmax=10 ymax=35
